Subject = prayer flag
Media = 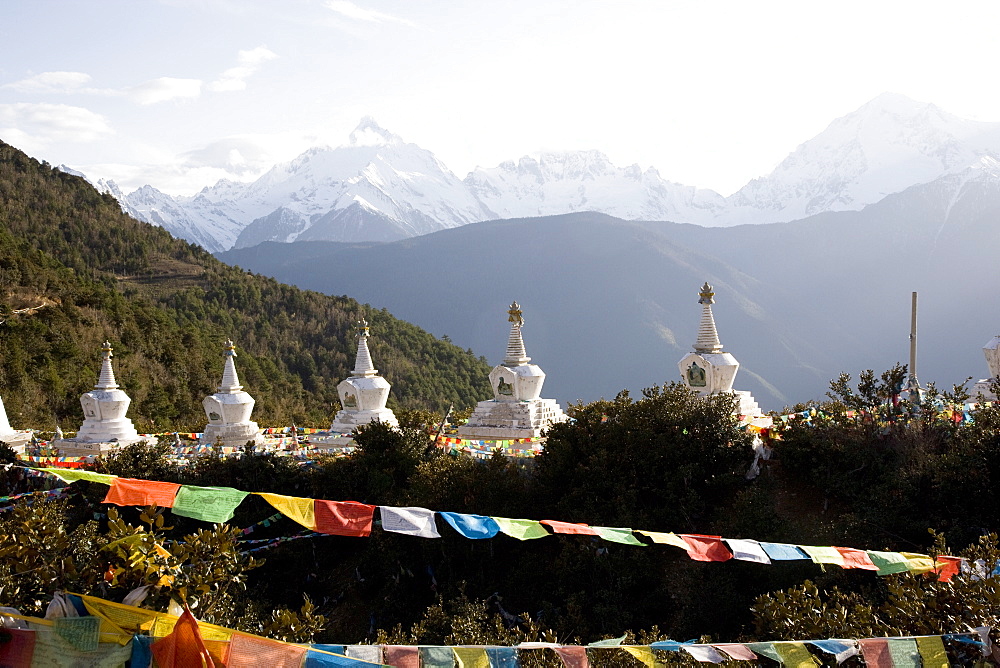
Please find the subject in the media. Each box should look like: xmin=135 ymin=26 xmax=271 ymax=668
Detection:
xmin=438 ymin=512 xmax=501 ymax=539
xmin=682 ymin=645 xmax=725 ymax=663
xmin=486 ymin=647 xmax=520 ymax=667
xmin=887 ymin=638 xmax=920 ymax=667
xmin=39 ymin=467 xmax=117 ymax=485
xmin=315 ymin=500 xmax=376 ymax=537
xmin=344 ymin=646 xmax=383 ymax=664
xmin=679 ymin=535 xmax=732 ymax=562
xmin=858 ymin=639 xmax=893 ymax=667
xmin=834 ymin=547 xmax=879 ymax=570
xmin=422 ymin=646 xmax=457 ymax=667
xmin=799 ymin=545 xmax=845 ymax=567
xmin=540 ymin=520 xmax=600 ymax=535
xmin=150 ymin=608 xmax=216 ymax=668
xmin=623 ymin=646 xmax=661 ymax=666
xmin=257 ymin=493 xmax=316 ymax=530
xmin=590 ymin=526 xmax=645 ymax=546
xmin=933 ymin=556 xmax=963 ymax=582
xmin=553 ymin=646 xmax=589 ymax=668
xmin=383 ymin=645 xmax=421 ymax=667
xmin=773 ymin=641 xmax=818 ymax=667
xmin=587 ymin=636 xmax=626 ymax=647
xmin=305 ymin=648 xmax=373 ymax=666
xmin=104 ymin=478 xmax=181 ymax=508
xmin=713 ymin=644 xmax=757 ymax=661
xmin=808 ymin=640 xmax=858 ymax=663
xmin=172 ymin=486 xmax=249 ymax=524
xmin=900 ymin=552 xmax=935 ymax=574
xmin=915 ymin=636 xmax=950 ymax=668
xmin=379 ymin=506 xmax=441 ymax=538
xmin=228 ymin=632 xmax=307 ymax=668
xmin=454 ymin=647 xmax=490 ymax=668
xmin=54 ymin=616 xmax=100 ymax=651
xmin=493 ymin=517 xmax=550 ymax=540
xmin=866 ymin=551 xmax=911 ymax=575
xmin=637 ymin=531 xmax=689 ymax=550
xmin=745 ymin=643 xmax=782 ymax=662
xmin=724 ymin=539 xmax=771 ymax=564
xmin=0 ymin=628 xmax=35 ymax=667
xmin=759 ymin=543 xmax=810 ymax=561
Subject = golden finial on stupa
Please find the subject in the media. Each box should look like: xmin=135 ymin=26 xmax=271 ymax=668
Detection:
xmin=357 ymin=317 xmax=370 ymax=338
xmin=224 ymin=338 xmax=237 ymax=357
xmin=698 ymin=282 xmax=715 ymax=305
xmin=508 ymin=301 xmax=523 ymax=327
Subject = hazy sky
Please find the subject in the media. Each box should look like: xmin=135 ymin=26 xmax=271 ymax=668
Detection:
xmin=3 ymin=0 xmax=1000 ymax=196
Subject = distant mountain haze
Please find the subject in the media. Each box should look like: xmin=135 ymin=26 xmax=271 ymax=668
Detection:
xmin=78 ymin=93 xmax=1000 ymax=253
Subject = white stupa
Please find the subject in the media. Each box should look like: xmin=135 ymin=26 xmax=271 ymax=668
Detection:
xmin=971 ymin=334 xmax=1000 ymax=400
xmin=677 ymin=283 xmax=768 ymax=422
xmin=200 ymin=339 xmax=264 ymax=448
xmin=67 ymin=342 xmax=142 ymax=447
xmin=457 ymin=301 xmax=568 ymax=440
xmin=329 ymin=318 xmax=399 ymax=433
xmin=0 ymin=396 xmax=31 ymax=450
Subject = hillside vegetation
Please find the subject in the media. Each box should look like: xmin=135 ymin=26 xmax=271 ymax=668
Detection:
xmin=0 ymin=141 xmax=491 ymax=430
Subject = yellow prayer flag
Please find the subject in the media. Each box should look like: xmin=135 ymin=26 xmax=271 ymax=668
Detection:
xmin=636 ymin=531 xmax=688 ymax=550
xmin=774 ymin=641 xmax=819 ymax=667
xmin=623 ymin=646 xmax=664 ymax=667
xmin=257 ymin=492 xmax=316 ymax=530
xmin=453 ymin=647 xmax=490 ymax=668
xmin=915 ymin=636 xmax=949 ymax=668
xmin=900 ymin=552 xmax=935 ymax=574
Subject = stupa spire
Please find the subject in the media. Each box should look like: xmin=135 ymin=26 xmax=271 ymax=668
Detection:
xmin=218 ymin=339 xmax=243 ymax=393
xmin=353 ymin=318 xmax=378 ymax=377
xmin=503 ymin=301 xmax=531 ymax=366
xmin=693 ymin=283 xmax=723 ymax=353
xmin=94 ymin=341 xmax=119 ymax=390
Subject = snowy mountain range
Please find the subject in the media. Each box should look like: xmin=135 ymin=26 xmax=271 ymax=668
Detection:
xmin=76 ymin=93 xmax=1000 ymax=252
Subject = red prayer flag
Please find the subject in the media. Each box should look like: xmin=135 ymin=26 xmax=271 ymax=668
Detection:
xmin=540 ymin=520 xmax=600 ymax=536
xmin=858 ymin=638 xmax=892 ymax=668
xmin=679 ymin=534 xmax=733 ymax=562
xmin=553 ymin=646 xmax=590 ymax=668
xmin=151 ymin=608 xmax=216 ymax=668
xmin=835 ymin=547 xmax=879 ymax=570
xmin=314 ymin=500 xmax=376 ymax=537
xmin=0 ymin=628 xmax=35 ymax=667
xmin=103 ymin=478 xmax=181 ymax=507
xmin=934 ymin=556 xmax=964 ymax=582
xmin=383 ymin=645 xmax=421 ymax=667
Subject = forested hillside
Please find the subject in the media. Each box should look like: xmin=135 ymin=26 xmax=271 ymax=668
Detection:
xmin=0 ymin=141 xmax=491 ymax=429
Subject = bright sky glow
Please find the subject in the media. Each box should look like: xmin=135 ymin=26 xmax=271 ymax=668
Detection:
xmin=3 ymin=0 xmax=1000 ymax=196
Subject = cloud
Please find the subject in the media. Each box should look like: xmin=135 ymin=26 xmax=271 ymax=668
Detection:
xmin=209 ymin=46 xmax=278 ymax=92
xmin=0 ymin=103 xmax=113 ymax=147
xmin=1 ymin=71 xmax=121 ymax=96
xmin=324 ymin=1 xmax=415 ymax=26
xmin=128 ymin=77 xmax=202 ymax=105
xmin=180 ymin=136 xmax=282 ymax=176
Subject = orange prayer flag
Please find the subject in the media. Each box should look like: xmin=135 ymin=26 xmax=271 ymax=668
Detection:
xmin=227 ymin=632 xmax=307 ymax=668
xmin=679 ymin=534 xmax=733 ymax=562
xmin=103 ymin=478 xmax=181 ymax=508
xmin=835 ymin=547 xmax=879 ymax=570
xmin=553 ymin=646 xmax=590 ymax=668
xmin=933 ymin=556 xmax=964 ymax=582
xmin=540 ymin=520 xmax=600 ymax=536
xmin=150 ymin=607 xmax=216 ymax=668
xmin=314 ymin=500 xmax=376 ymax=537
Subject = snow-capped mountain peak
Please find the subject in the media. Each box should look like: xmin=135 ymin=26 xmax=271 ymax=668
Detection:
xmin=348 ymin=116 xmax=401 ymax=147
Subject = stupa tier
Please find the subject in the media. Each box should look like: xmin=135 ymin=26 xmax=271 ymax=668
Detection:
xmin=457 ymin=302 xmax=568 ymax=440
xmin=201 ymin=339 xmax=264 ymax=448
xmin=330 ymin=319 xmax=399 ymax=433
xmin=677 ymin=283 xmax=767 ymax=422
xmin=62 ymin=342 xmax=142 ymax=451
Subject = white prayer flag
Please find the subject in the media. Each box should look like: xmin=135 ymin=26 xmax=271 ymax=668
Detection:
xmin=683 ymin=645 xmax=726 ymax=663
xmin=379 ymin=506 xmax=441 ymax=538
xmin=724 ymin=538 xmax=772 ymax=564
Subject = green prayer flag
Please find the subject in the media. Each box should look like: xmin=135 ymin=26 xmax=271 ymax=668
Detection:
xmin=915 ymin=636 xmax=949 ymax=668
xmin=887 ymin=638 xmax=920 ymax=667
xmin=867 ymin=551 xmax=912 ymax=575
xmin=54 ymin=615 xmax=101 ymax=651
xmin=493 ymin=517 xmax=550 ymax=540
xmin=774 ymin=641 xmax=818 ymax=667
xmin=588 ymin=635 xmax=627 ymax=647
xmin=591 ymin=527 xmax=646 ymax=546
xmin=745 ymin=642 xmax=782 ymax=663
xmin=171 ymin=485 xmax=249 ymax=523
xmin=40 ymin=467 xmax=117 ymax=485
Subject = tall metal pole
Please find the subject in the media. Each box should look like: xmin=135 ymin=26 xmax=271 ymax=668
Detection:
xmin=909 ymin=291 xmax=917 ymax=381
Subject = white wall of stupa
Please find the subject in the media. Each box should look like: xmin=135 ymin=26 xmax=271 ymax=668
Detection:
xmin=330 ymin=319 xmax=399 ymax=433
xmin=62 ymin=342 xmax=143 ymax=451
xmin=200 ymin=339 xmax=264 ymax=448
